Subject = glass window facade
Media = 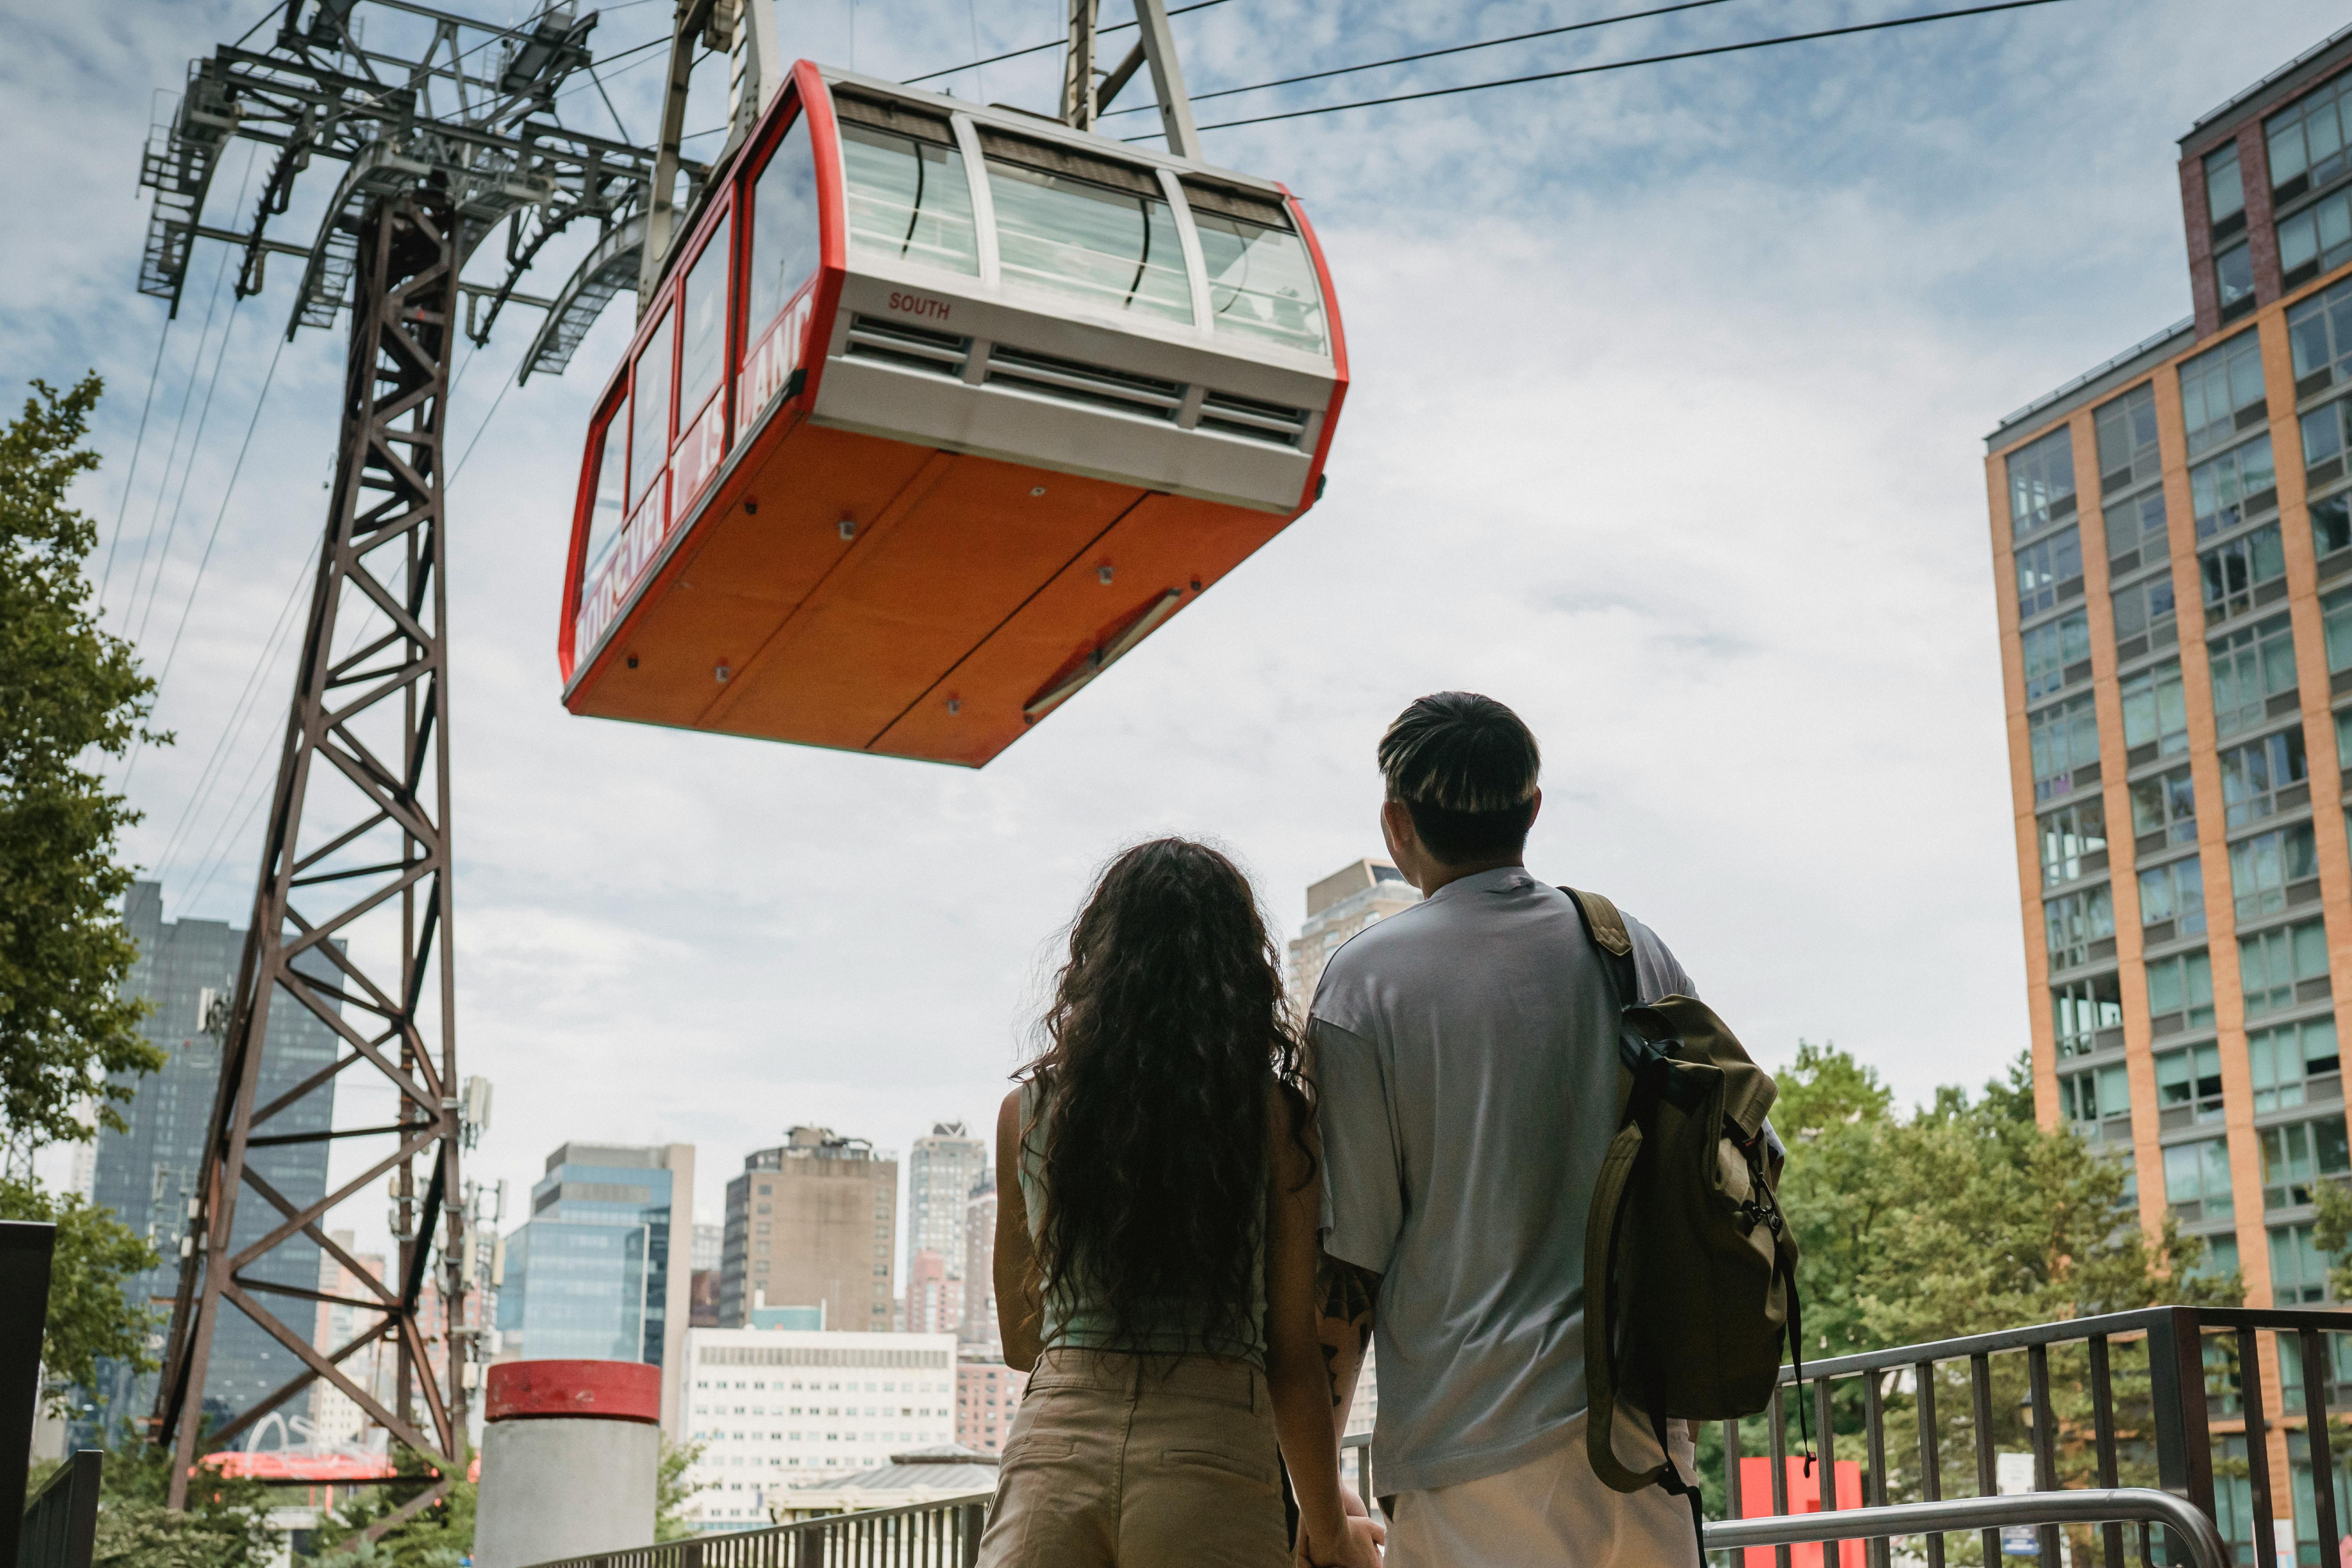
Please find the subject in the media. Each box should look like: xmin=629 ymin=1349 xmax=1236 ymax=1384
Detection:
xmin=2147 ymin=949 xmax=2216 ymax=1033
xmin=2191 ymin=436 xmax=2280 ymax=538
xmin=2016 ymin=526 xmax=2082 ymax=617
xmin=2282 ymin=188 xmax=2352 ymax=286
xmin=2122 ymin=658 xmax=2187 ymax=756
xmin=2140 ymin=855 xmax=2207 ymax=936
xmin=2107 ymin=487 xmax=2170 ymax=566
xmin=2096 ymin=384 xmax=2163 ymax=493
xmin=2302 ymin=397 xmax=2352 ymax=477
xmin=2271 ymin=74 xmax=2352 ymax=196
xmin=2022 ymin=610 xmax=2090 ymax=700
xmin=2289 ymin=276 xmax=2352 ymax=395
xmin=2061 ymin=1061 xmax=2131 ymax=1130
xmin=2180 ymin=332 xmax=2268 ymax=461
xmin=2271 ymin=1222 xmax=2333 ymax=1304
xmin=2230 ymin=821 xmax=2319 ymax=921
xmin=2029 ymin=693 xmax=2099 ymax=800
xmin=2165 ymin=1136 xmax=2233 ymax=1218
xmin=500 ymin=1156 xmax=679 ymax=1368
xmin=2199 ymin=519 xmax=2285 ymax=618
xmin=2113 ymin=572 xmax=2178 ymax=650
xmin=2045 ymin=884 xmax=2115 ymax=970
xmin=2210 ymin=613 xmax=2298 ymax=738
xmin=2039 ymin=799 xmax=2107 ymax=886
xmin=2007 ymin=427 xmax=2076 ymax=538
xmin=2251 ymin=1017 xmax=2343 ymax=1113
xmin=2218 ymin=725 xmax=2308 ymax=828
xmin=2157 ymin=1041 xmax=2225 ymax=1124
xmin=2131 ymin=765 xmax=2198 ymax=846
xmin=2054 ymin=972 xmax=2124 ymax=1057
xmin=2239 ymin=919 xmax=2330 ymax=1017
xmin=2325 ymin=584 xmax=2352 ymax=670
xmin=2261 ymin=1117 xmax=2351 ymax=1209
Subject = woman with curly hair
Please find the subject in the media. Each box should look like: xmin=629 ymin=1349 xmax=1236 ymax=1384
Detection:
xmin=975 ymin=838 xmax=1383 ymax=1568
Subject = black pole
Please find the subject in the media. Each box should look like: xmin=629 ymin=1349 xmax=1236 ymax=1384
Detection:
xmin=0 ymin=1220 xmax=60 ymax=1568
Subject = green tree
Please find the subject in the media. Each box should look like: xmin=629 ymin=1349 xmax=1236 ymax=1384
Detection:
xmin=0 ymin=1173 xmax=159 ymax=1409
xmin=1697 ymin=1044 xmax=2240 ymax=1551
xmin=0 ymin=371 xmax=166 ymax=1156
xmin=311 ymin=1448 xmax=474 ymax=1568
xmin=657 ymin=1436 xmax=709 ymax=1540
xmin=58 ymin=1432 xmax=282 ymax=1568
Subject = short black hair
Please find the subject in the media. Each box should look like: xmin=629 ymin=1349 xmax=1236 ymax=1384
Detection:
xmin=1377 ymin=692 xmax=1541 ymax=863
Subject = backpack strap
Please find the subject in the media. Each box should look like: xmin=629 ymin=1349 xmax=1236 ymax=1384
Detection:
xmin=1564 ymin=886 xmax=1638 ymax=1011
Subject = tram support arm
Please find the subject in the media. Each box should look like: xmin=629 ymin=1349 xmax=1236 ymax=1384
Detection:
xmin=1132 ymin=0 xmax=1202 ymax=159
xmin=1062 ymin=0 xmax=1100 ymax=130
xmin=640 ymin=0 xmax=717 ymax=304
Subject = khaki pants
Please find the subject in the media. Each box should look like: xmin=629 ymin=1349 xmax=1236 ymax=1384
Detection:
xmin=1384 ymin=1410 xmax=1698 ymax=1568
xmin=974 ymin=1348 xmax=1289 ymax=1568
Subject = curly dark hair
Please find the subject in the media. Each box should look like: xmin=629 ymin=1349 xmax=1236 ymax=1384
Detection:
xmin=1020 ymin=837 xmax=1310 ymax=1360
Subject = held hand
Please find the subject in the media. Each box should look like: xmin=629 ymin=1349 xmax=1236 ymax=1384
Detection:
xmin=1297 ymin=1513 xmax=1385 ymax=1568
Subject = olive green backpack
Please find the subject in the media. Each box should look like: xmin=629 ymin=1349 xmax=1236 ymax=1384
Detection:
xmin=1567 ymin=889 xmax=1803 ymax=1535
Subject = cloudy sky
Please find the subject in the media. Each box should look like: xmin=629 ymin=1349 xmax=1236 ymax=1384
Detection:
xmin=7 ymin=0 xmax=2331 ymax=1254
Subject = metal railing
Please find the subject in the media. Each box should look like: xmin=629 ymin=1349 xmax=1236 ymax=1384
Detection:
xmin=524 ymin=1495 xmax=991 ymax=1568
xmin=1711 ymin=1490 xmax=2229 ymax=1568
xmin=1721 ymin=1306 xmax=2352 ymax=1568
xmin=17 ymin=1452 xmax=102 ymax=1568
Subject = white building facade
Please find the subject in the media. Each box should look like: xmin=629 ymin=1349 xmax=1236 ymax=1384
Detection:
xmin=1285 ymin=860 xmax=1420 ymax=1024
xmin=681 ymin=1328 xmax=957 ymax=1532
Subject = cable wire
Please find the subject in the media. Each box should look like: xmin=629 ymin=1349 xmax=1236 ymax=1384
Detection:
xmin=129 ymin=296 xmax=245 ymax=655
xmin=1101 ymin=0 xmax=1755 ymax=117
xmin=904 ymin=0 xmax=1236 ymax=85
xmin=148 ymin=537 xmax=317 ymax=886
xmin=123 ymin=329 xmax=291 ymax=791
xmin=98 ymin=315 xmax=176 ymax=607
xmin=1147 ymin=0 xmax=2069 ymax=134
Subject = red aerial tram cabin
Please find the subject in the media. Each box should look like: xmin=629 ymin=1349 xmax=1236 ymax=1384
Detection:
xmin=558 ymin=61 xmax=1348 ymax=767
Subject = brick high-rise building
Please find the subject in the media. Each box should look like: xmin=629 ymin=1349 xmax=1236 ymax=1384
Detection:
xmin=902 ymin=1249 xmax=960 ymax=1337
xmin=720 ymin=1127 xmax=899 ymax=1332
xmin=1986 ymin=29 xmax=2352 ymax=1318
xmin=1285 ymin=859 xmax=1419 ymax=1024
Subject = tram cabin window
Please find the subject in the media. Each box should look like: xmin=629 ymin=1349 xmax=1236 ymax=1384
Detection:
xmin=580 ymin=408 xmax=626 ymax=604
xmin=1184 ymin=180 xmax=1328 ymax=359
xmin=630 ymin=315 xmax=674 ymax=514
xmin=837 ymin=100 xmax=978 ymax=275
xmin=984 ymin=135 xmax=1191 ymax=326
xmin=678 ymin=218 xmax=734 ymax=437
xmin=748 ymin=116 xmax=821 ymax=337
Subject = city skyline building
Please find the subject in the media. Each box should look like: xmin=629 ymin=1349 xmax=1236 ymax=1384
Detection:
xmin=1985 ymin=21 xmax=2352 ymax=1523
xmin=954 ymin=1356 xmax=1027 ymax=1457
xmin=907 ymin=1122 xmax=989 ymax=1304
xmin=308 ymin=1231 xmax=388 ymax=1450
xmin=1285 ymin=858 xmax=1420 ymax=1023
xmin=678 ymin=1327 xmax=956 ymax=1529
xmin=719 ymin=1128 xmax=899 ymax=1333
xmin=81 ymin=881 xmax=341 ymax=1442
xmin=496 ymin=1142 xmax=695 ymax=1434
xmin=902 ymin=1250 xmax=960 ymax=1338
xmin=960 ymin=1182 xmax=998 ymax=1348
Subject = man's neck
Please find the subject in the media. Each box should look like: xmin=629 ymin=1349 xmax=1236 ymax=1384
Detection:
xmin=1413 ymin=856 xmax=1525 ymax=897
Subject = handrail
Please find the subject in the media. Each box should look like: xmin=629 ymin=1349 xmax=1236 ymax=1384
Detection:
xmin=520 ymin=1492 xmax=993 ymax=1568
xmin=1704 ymin=1489 xmax=2228 ymax=1568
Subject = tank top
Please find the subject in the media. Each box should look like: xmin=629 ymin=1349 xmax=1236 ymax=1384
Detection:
xmin=1017 ymin=1079 xmax=1269 ymax=1368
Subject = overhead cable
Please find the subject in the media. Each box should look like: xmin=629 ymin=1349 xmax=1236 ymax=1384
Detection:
xmin=148 ymin=538 xmax=316 ymax=886
xmin=1145 ymin=0 xmax=2069 ymax=134
xmin=124 ymin=329 xmax=291 ymax=792
xmin=129 ymin=297 xmax=245 ymax=655
xmin=1102 ymin=0 xmax=1754 ymax=116
xmin=904 ymin=0 xmax=1235 ymax=85
xmin=98 ymin=316 xmax=176 ymax=607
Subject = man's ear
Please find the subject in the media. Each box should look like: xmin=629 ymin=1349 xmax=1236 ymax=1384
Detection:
xmin=1380 ymin=798 xmax=1419 ymax=859
xmin=1526 ymin=787 xmax=1542 ymax=830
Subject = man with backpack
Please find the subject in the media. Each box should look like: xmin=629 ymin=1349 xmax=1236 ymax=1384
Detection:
xmin=1309 ymin=691 xmax=1784 ymax=1566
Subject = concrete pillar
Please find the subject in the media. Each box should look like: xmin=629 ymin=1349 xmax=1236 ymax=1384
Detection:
xmin=473 ymin=1360 xmax=661 ymax=1568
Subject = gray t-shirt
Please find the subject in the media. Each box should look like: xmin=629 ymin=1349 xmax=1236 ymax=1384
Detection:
xmin=1311 ymin=866 xmax=1695 ymax=1497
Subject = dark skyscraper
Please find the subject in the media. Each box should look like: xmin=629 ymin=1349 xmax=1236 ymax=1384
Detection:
xmin=83 ymin=882 xmax=338 ymax=1440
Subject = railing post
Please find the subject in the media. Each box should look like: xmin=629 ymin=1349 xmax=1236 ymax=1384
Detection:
xmin=2303 ymin=1330 xmax=2342 ymax=1568
xmin=2030 ymin=1343 xmax=2061 ymax=1568
xmin=1918 ymin=1360 xmax=1946 ymax=1568
xmin=1865 ymin=1372 xmax=1891 ymax=1568
xmin=960 ymin=1501 xmax=985 ymax=1567
xmin=2146 ymin=1309 xmax=2219 ymax=1565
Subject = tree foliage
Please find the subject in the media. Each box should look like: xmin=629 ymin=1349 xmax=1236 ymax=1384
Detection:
xmin=0 ymin=372 xmax=166 ymax=1152
xmin=657 ymin=1436 xmax=709 ymax=1540
xmin=0 ymin=1173 xmax=159 ymax=1411
xmin=59 ymin=1435 xmax=282 ymax=1568
xmin=312 ymin=1447 xmax=474 ymax=1568
xmin=1695 ymin=1042 xmax=2241 ymax=1552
